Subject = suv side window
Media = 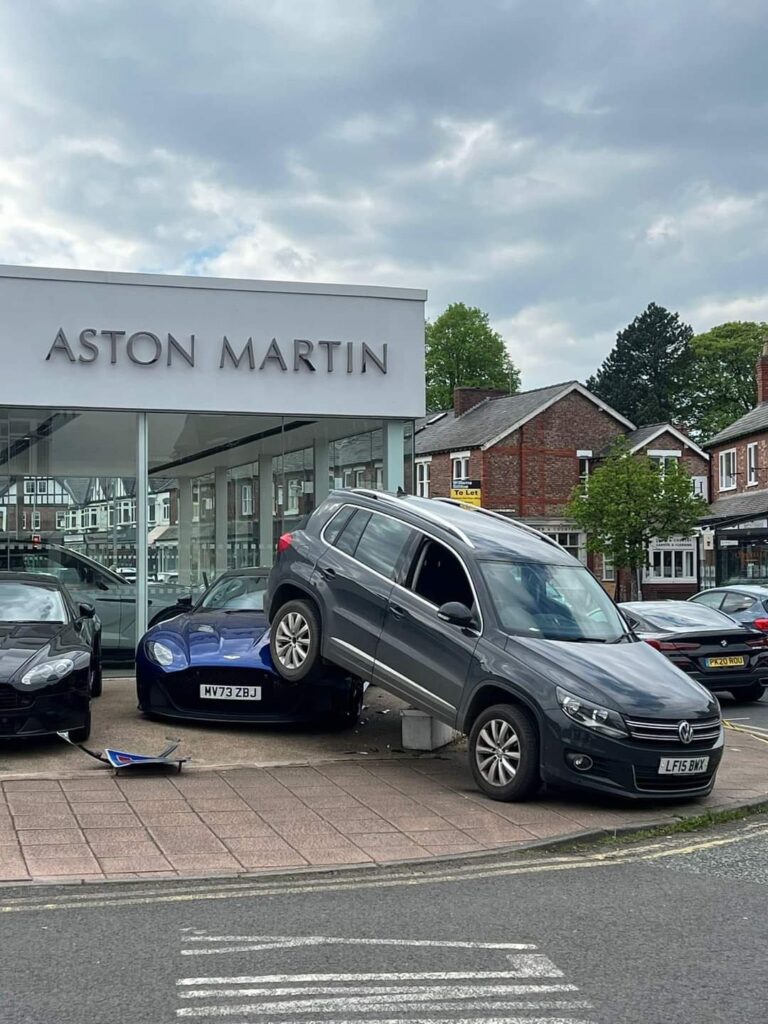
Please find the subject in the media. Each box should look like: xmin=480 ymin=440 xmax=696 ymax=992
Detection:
xmin=410 ymin=538 xmax=474 ymax=609
xmin=323 ymin=506 xmax=355 ymax=546
xmin=721 ymin=592 xmax=755 ymax=614
xmin=334 ymin=509 xmax=371 ymax=558
xmin=353 ymin=513 xmax=415 ymax=577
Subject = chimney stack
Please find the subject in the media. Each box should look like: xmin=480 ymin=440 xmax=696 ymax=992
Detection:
xmin=453 ymin=386 xmax=508 ymax=417
xmin=757 ymin=342 xmax=768 ymax=405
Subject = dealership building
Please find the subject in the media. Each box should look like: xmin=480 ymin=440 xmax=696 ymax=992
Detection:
xmin=0 ymin=264 xmax=426 ymax=641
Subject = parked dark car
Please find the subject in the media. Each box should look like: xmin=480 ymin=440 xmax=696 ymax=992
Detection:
xmin=620 ymin=600 xmax=767 ymax=702
xmin=0 ymin=540 xmax=192 ymax=656
xmin=265 ymin=490 xmax=723 ymax=802
xmin=0 ymin=572 xmax=100 ymax=741
xmin=136 ymin=567 xmax=363 ymax=727
xmin=689 ymin=584 xmax=768 ymax=632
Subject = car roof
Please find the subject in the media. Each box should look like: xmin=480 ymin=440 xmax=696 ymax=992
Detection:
xmin=329 ymin=491 xmax=577 ymax=564
xmin=0 ymin=571 xmax=64 ymax=588
xmin=701 ymin=585 xmax=768 ymax=596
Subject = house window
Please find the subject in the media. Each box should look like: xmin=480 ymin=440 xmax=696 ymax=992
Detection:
xmin=56 ymin=512 xmax=66 ymax=530
xmin=649 ymin=454 xmax=679 ymax=477
xmin=0 ymin=508 xmax=6 ymax=532
xmin=691 ymin=476 xmax=709 ymax=501
xmin=374 ymin=463 xmax=384 ymax=491
xmin=451 ymin=452 xmax=470 ymax=484
xmin=119 ymin=499 xmax=135 ymax=525
xmin=161 ymin=496 xmax=170 ymax=523
xmin=747 ymin=443 xmax=758 ymax=486
xmin=541 ymin=530 xmax=587 ymax=564
xmin=645 ymin=539 xmax=697 ymax=582
xmin=37 ymin=480 xmax=47 ymax=494
xmin=286 ymin=480 xmax=302 ymax=515
xmin=23 ymin=480 xmax=35 ymax=495
xmin=241 ymin=483 xmax=253 ymax=517
xmin=354 ymin=468 xmax=366 ymax=489
xmin=342 ymin=469 xmax=354 ymax=489
xmin=31 ymin=512 xmax=41 ymax=530
xmin=88 ymin=507 xmax=98 ymax=528
xmin=148 ymin=499 xmax=156 ymax=525
xmin=578 ymin=458 xmax=590 ymax=487
xmin=602 ymin=554 xmax=615 ymax=582
xmin=21 ymin=512 xmax=27 ymax=529
xmin=416 ymin=460 xmax=431 ymax=498
xmin=719 ymin=449 xmax=737 ymax=491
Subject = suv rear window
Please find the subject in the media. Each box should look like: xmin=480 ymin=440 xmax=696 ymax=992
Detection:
xmin=721 ymin=592 xmax=755 ymax=614
xmin=353 ymin=513 xmax=414 ymax=577
xmin=335 ymin=510 xmax=371 ymax=557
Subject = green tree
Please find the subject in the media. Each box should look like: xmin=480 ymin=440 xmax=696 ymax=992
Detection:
xmin=586 ymin=303 xmax=693 ymax=426
xmin=567 ymin=438 xmax=707 ymax=600
xmin=683 ymin=321 xmax=768 ymax=439
xmin=425 ymin=302 xmax=520 ymax=411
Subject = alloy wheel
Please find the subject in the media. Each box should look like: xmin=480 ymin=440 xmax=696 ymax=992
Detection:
xmin=475 ymin=718 xmax=521 ymax=787
xmin=274 ymin=611 xmax=311 ymax=670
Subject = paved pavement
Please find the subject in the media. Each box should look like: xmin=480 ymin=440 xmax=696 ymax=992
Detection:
xmin=1 ymin=814 xmax=766 ymax=1023
xmin=0 ymin=723 xmax=766 ymax=884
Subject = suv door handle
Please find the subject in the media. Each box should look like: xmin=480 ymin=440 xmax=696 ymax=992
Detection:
xmin=320 ymin=566 xmax=338 ymax=581
xmin=390 ymin=603 xmax=407 ymax=620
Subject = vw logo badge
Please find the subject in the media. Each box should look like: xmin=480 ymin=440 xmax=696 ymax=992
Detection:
xmin=720 ymin=639 xmax=728 ymax=647
xmin=678 ymin=721 xmax=693 ymax=744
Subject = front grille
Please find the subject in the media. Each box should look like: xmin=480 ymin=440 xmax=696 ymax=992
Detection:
xmin=625 ymin=715 xmax=721 ymax=746
xmin=633 ymin=765 xmax=714 ymax=793
xmin=0 ymin=685 xmax=33 ymax=710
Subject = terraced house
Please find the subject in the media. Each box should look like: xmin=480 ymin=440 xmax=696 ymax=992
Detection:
xmin=414 ymin=381 xmax=709 ymax=598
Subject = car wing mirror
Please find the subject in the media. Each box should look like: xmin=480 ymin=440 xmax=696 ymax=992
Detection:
xmin=79 ymin=601 xmax=96 ymax=619
xmin=176 ymin=595 xmax=193 ymax=609
xmin=438 ymin=601 xmax=476 ymax=628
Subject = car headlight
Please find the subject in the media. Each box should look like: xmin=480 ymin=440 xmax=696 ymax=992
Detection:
xmin=556 ymin=686 xmax=628 ymax=739
xmin=20 ymin=658 xmax=75 ymax=688
xmin=148 ymin=641 xmax=175 ymax=667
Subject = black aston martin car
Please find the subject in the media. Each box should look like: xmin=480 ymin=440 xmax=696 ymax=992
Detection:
xmin=0 ymin=572 xmax=100 ymax=741
xmin=136 ymin=567 xmax=364 ymax=728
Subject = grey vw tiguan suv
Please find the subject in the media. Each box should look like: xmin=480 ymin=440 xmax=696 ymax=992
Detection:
xmin=266 ymin=491 xmax=723 ymax=802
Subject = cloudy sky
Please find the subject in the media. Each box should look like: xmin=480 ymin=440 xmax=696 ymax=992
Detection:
xmin=1 ymin=0 xmax=767 ymax=387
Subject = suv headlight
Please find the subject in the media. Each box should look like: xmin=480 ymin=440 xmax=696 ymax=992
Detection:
xmin=147 ymin=640 xmax=175 ymax=667
xmin=20 ymin=658 xmax=75 ymax=688
xmin=556 ymin=686 xmax=628 ymax=739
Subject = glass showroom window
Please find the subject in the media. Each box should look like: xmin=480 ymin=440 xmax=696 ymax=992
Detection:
xmin=748 ymin=443 xmax=758 ymax=486
xmin=719 ymin=449 xmax=737 ymax=491
xmin=416 ymin=460 xmax=430 ymax=497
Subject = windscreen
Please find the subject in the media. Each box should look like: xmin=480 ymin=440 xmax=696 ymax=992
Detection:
xmin=480 ymin=561 xmax=627 ymax=642
xmin=631 ymin=604 xmax=737 ymax=631
xmin=0 ymin=582 xmax=67 ymax=623
xmin=199 ymin=574 xmax=267 ymax=612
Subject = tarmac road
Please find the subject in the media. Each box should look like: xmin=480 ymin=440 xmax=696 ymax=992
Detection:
xmin=1 ymin=814 xmax=767 ymax=1024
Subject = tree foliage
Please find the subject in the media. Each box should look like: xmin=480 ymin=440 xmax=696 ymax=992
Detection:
xmin=682 ymin=322 xmax=768 ymax=439
xmin=586 ymin=303 xmax=693 ymax=426
xmin=425 ymin=302 xmax=520 ymax=411
xmin=567 ymin=438 xmax=707 ymax=600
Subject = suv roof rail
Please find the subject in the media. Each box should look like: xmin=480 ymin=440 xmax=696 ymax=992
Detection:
xmin=432 ymin=497 xmax=568 ymax=553
xmin=344 ymin=488 xmax=475 ymax=548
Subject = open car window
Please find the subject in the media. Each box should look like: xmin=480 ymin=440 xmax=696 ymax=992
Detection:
xmin=409 ymin=539 xmax=474 ymax=610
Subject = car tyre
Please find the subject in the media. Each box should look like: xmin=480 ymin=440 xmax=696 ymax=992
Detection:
xmin=90 ymin=648 xmax=103 ymax=699
xmin=468 ymin=703 xmax=540 ymax=802
xmin=325 ymin=679 xmax=364 ymax=731
xmin=735 ymin=682 xmax=765 ymax=702
xmin=270 ymin=599 xmax=322 ymax=682
xmin=69 ymin=710 xmax=92 ymax=744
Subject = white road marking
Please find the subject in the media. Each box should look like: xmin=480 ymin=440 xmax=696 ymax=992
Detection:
xmin=178 ymin=966 xmax=564 ymax=986
xmin=180 ymin=983 xmax=577 ymax=999
xmin=183 ymin=936 xmax=535 ymax=950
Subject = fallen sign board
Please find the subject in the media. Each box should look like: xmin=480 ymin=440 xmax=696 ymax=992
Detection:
xmin=57 ymin=732 xmax=188 ymax=774
xmin=450 ymin=486 xmax=482 ymax=507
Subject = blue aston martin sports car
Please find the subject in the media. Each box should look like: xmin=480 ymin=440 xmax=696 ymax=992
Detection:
xmin=136 ymin=567 xmax=364 ymax=728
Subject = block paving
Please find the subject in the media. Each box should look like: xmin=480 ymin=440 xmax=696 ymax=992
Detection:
xmin=0 ymin=728 xmax=766 ymax=883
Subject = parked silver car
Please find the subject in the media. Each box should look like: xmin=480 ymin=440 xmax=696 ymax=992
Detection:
xmin=0 ymin=542 xmax=191 ymax=654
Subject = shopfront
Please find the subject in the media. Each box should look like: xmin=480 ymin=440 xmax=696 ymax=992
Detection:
xmin=0 ymin=265 xmax=426 ymax=648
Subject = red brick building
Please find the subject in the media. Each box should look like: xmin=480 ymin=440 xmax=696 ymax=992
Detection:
xmin=415 ymin=382 xmax=709 ymax=597
xmin=702 ymin=343 xmax=768 ymax=585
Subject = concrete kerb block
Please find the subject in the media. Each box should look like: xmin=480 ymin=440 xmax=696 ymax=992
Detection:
xmin=400 ymin=708 xmax=461 ymax=751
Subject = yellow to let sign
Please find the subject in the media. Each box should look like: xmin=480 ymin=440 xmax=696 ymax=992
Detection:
xmin=450 ymin=487 xmax=482 ymax=506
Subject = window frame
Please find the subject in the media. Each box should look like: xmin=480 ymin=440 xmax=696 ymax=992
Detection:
xmin=319 ymin=502 xmax=483 ymax=633
xmin=719 ymin=448 xmax=737 ymax=492
xmin=450 ymin=451 xmax=471 ymax=485
xmin=408 ymin=535 xmax=476 ymax=613
xmin=747 ymin=442 xmax=758 ymax=487
xmin=415 ymin=458 xmax=431 ymax=498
